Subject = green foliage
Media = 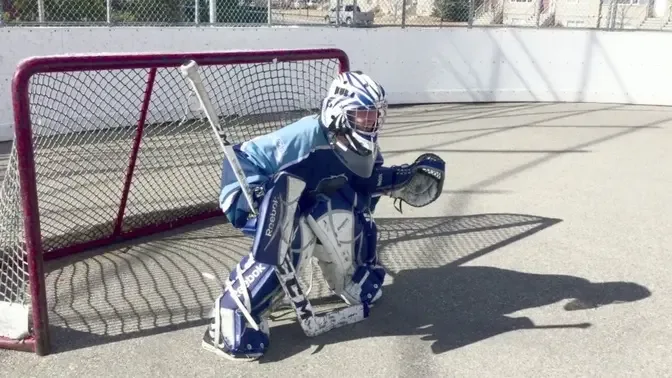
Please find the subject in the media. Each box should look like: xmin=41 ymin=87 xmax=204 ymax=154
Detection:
xmin=184 ymin=0 xmax=268 ymax=24
xmin=49 ymin=0 xmax=107 ymax=22
xmin=5 ymin=0 xmax=106 ymax=22
xmin=3 ymin=0 xmax=267 ymax=24
xmin=220 ymin=5 xmax=268 ymax=24
xmin=5 ymin=0 xmax=39 ymax=22
xmin=432 ymin=0 xmax=469 ymax=22
xmin=123 ymin=0 xmax=182 ymax=23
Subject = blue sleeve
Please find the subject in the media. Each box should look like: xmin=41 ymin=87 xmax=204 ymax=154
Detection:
xmin=218 ymin=147 xmax=269 ymax=222
xmin=219 ymin=116 xmax=321 ymax=222
xmin=368 ymin=148 xmax=386 ymax=212
xmin=238 ymin=116 xmax=320 ymax=176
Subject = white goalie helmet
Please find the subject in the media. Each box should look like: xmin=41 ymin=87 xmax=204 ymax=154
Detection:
xmin=319 ymin=71 xmax=388 ymax=178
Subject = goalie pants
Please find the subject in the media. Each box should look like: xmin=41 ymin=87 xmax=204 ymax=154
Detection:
xmin=206 ymin=171 xmax=386 ymax=360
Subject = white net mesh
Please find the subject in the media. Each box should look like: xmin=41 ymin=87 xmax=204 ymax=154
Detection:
xmin=0 ymin=143 xmax=26 ymax=305
xmin=0 ymin=50 xmax=345 ymax=346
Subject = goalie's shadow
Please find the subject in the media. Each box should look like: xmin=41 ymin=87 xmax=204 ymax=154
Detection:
xmin=260 ymin=213 xmax=651 ymax=363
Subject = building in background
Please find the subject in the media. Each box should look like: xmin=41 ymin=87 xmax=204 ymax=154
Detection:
xmin=473 ymin=0 xmax=670 ymax=29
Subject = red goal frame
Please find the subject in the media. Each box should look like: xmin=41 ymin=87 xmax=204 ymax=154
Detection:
xmin=0 ymin=48 xmax=350 ymax=356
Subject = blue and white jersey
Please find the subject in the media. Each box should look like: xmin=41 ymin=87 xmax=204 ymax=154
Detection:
xmin=219 ymin=115 xmax=384 ymax=215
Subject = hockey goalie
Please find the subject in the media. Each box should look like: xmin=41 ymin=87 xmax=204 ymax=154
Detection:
xmin=201 ymin=71 xmax=446 ymax=361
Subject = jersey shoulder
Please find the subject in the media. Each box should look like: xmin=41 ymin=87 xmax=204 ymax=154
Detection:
xmin=239 ymin=115 xmax=330 ymax=174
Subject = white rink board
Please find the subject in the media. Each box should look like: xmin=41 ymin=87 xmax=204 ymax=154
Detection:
xmin=1 ymin=26 xmax=672 ymax=141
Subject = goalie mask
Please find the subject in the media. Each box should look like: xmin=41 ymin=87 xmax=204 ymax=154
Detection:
xmin=319 ymin=71 xmax=388 ymax=178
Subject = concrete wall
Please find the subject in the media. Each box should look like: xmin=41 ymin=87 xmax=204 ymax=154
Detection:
xmin=1 ymin=26 xmax=672 ymax=141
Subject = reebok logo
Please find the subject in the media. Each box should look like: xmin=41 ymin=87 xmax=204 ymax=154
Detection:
xmin=265 ymin=196 xmax=279 ymax=238
xmin=235 ymin=264 xmax=266 ymax=296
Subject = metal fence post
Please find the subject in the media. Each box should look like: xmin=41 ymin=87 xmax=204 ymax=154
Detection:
xmin=336 ymin=0 xmax=341 ymax=26
xmin=38 ymin=0 xmax=45 ymax=23
xmin=106 ymin=0 xmax=112 ymax=24
xmin=195 ymin=0 xmax=200 ymax=24
xmin=468 ymin=0 xmax=475 ymax=27
xmin=268 ymin=0 xmax=273 ymax=25
xmin=209 ymin=0 xmax=216 ymax=23
xmin=401 ymin=0 xmax=406 ymax=26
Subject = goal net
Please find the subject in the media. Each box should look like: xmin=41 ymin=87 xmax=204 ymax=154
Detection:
xmin=0 ymin=48 xmax=349 ymax=355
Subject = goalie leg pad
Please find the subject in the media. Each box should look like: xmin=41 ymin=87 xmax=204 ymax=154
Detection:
xmin=307 ymin=184 xmax=385 ymax=306
xmin=202 ymin=249 xmax=306 ymax=361
xmin=202 ymin=253 xmax=277 ymax=361
xmin=251 ymin=172 xmax=306 ymax=266
xmin=342 ymin=263 xmax=386 ymax=306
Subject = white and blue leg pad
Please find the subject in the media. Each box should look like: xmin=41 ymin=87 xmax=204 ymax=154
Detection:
xmin=202 ymin=253 xmax=276 ymax=361
xmin=203 ymin=175 xmax=314 ymax=360
xmin=251 ymin=171 xmax=306 ymax=267
xmin=307 ymin=184 xmax=386 ymax=307
xmin=202 ymin=241 xmax=309 ymax=361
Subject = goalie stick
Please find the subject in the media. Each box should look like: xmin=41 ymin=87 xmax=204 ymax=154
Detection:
xmin=179 ymin=60 xmax=369 ymax=338
xmin=179 ymin=60 xmax=258 ymax=216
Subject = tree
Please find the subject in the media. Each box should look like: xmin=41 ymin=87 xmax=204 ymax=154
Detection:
xmin=432 ymin=0 xmax=469 ymax=22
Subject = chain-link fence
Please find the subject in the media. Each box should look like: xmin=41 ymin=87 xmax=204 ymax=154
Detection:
xmin=0 ymin=0 xmax=671 ymax=30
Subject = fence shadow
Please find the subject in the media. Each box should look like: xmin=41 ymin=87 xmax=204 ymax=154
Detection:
xmin=261 ymin=214 xmax=651 ymax=363
xmin=44 ymin=213 xmax=650 ymax=357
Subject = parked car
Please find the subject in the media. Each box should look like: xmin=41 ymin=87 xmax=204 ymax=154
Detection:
xmin=325 ymin=4 xmax=374 ymax=26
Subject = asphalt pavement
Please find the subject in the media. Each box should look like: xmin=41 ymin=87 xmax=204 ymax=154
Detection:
xmin=1 ymin=102 xmax=671 ymax=377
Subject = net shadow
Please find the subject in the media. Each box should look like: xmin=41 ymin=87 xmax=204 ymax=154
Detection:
xmin=42 ymin=212 xmax=569 ymax=354
xmin=42 ymin=212 xmax=652 ymax=357
xmin=262 ymin=213 xmax=651 ymax=363
xmin=44 ymin=216 xmax=233 ymax=353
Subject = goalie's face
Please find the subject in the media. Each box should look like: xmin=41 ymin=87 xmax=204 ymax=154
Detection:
xmin=346 ymin=104 xmax=387 ymax=135
xmin=331 ymin=110 xmax=381 ymax=179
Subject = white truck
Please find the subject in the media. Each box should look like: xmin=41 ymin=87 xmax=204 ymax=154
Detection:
xmin=325 ymin=4 xmax=374 ymax=26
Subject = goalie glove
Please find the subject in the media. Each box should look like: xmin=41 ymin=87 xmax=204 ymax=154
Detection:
xmin=371 ymin=153 xmax=445 ymax=212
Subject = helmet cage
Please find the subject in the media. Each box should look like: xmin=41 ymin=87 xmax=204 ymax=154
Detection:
xmin=333 ymin=99 xmax=387 ymax=156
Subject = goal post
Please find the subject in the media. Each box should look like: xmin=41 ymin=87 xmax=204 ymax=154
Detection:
xmin=0 ymin=48 xmax=349 ymax=356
